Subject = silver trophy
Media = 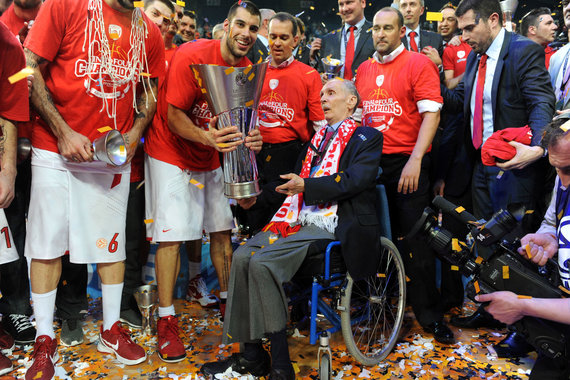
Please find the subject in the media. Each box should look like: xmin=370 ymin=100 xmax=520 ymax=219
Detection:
xmin=92 ymin=130 xmax=127 ymax=166
xmin=191 ymin=62 xmax=268 ymax=199
xmin=134 ymin=284 xmax=158 ymax=336
xmin=321 ymin=57 xmax=344 ymax=80
xmin=500 ymin=0 xmax=518 ymax=32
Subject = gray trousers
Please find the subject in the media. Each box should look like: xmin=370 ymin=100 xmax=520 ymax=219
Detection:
xmin=222 ymin=224 xmax=334 ymax=344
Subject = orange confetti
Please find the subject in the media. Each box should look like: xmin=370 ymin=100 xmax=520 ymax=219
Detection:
xmin=266 ymin=155 xmax=271 ymax=162
xmin=97 ymin=126 xmax=113 ymax=133
xmin=133 ymin=1 xmax=144 ymax=7
xmin=224 ymin=67 xmax=235 ymax=75
xmin=8 ymin=67 xmax=34 ymax=84
xmin=474 ymin=281 xmax=480 ymax=293
xmin=503 ymin=266 xmax=509 ymax=279
xmin=144 ymin=219 xmax=154 ymax=224
xmin=517 ymin=295 xmax=532 ymax=299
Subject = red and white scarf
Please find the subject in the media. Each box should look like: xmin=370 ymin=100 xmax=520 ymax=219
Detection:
xmin=263 ymin=118 xmax=358 ymax=237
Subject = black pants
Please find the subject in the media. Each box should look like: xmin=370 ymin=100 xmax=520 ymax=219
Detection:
xmin=0 ymin=159 xmax=32 ymax=316
xmin=238 ymin=140 xmax=303 ymax=234
xmin=122 ymin=180 xmax=146 ymax=311
xmin=380 ymin=153 xmax=443 ymax=327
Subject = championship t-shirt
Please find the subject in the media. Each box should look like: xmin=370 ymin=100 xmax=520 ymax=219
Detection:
xmin=0 ymin=20 xmax=28 ymax=123
xmin=24 ymin=0 xmax=165 ymax=154
xmin=145 ymin=39 xmax=251 ymax=171
xmin=355 ymin=49 xmax=442 ymax=155
xmin=257 ymin=59 xmax=324 ymax=144
xmin=442 ymin=41 xmax=472 ymax=77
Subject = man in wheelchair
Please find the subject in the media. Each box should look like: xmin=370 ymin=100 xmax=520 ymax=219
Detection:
xmin=200 ymin=79 xmax=383 ymax=379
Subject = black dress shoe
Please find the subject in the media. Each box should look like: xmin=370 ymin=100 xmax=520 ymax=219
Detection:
xmin=423 ymin=321 xmax=455 ymax=344
xmin=269 ymin=366 xmax=295 ymax=380
xmin=493 ymin=331 xmax=534 ymax=358
xmin=200 ymin=351 xmax=271 ymax=378
xmin=450 ymin=307 xmax=506 ymax=329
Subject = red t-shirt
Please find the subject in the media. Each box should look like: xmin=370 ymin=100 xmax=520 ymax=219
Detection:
xmin=0 ymin=4 xmax=25 ymax=36
xmin=355 ymin=50 xmax=442 ymax=155
xmin=258 ymin=60 xmax=324 ymax=144
xmin=545 ymin=46 xmax=555 ymax=70
xmin=24 ymin=0 xmax=165 ymax=154
xmin=145 ymin=39 xmax=251 ymax=171
xmin=442 ymin=41 xmax=471 ymax=77
xmin=0 ymin=20 xmax=28 ymax=122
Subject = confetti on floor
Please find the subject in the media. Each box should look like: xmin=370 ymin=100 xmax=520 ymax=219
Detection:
xmin=3 ymin=299 xmax=534 ymax=379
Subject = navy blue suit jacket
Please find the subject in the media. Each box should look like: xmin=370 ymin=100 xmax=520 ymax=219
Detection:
xmin=317 ymin=20 xmax=375 ymax=77
xmin=298 ymin=126 xmax=383 ymax=280
xmin=442 ymin=31 xmax=555 ymax=188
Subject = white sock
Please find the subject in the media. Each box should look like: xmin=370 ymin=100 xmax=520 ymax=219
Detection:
xmin=188 ymin=261 xmax=201 ymax=280
xmin=158 ymin=305 xmax=175 ymax=318
xmin=101 ymin=283 xmax=123 ymax=331
xmin=219 ymin=291 xmax=227 ymax=300
xmin=31 ymin=289 xmax=57 ymax=339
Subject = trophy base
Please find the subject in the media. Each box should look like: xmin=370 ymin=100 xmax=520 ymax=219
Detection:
xmin=224 ymin=181 xmax=262 ymax=199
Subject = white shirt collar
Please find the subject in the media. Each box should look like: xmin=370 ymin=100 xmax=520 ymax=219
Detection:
xmin=373 ymin=43 xmax=405 ymax=64
xmin=268 ymin=54 xmax=295 ymax=68
xmin=405 ymin=25 xmax=420 ymax=37
xmin=484 ymin=28 xmax=505 ymax=61
xmin=345 ymin=17 xmax=366 ymax=34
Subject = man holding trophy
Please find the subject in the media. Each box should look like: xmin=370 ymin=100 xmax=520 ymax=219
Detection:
xmin=144 ymin=0 xmax=263 ymax=363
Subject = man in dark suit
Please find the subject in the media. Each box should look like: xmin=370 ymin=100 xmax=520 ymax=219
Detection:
xmin=200 ymin=78 xmax=382 ymax=380
xmin=310 ymin=0 xmax=375 ymax=79
xmin=246 ymin=8 xmax=274 ymax=64
xmin=442 ymin=0 xmax=555 ymax=355
xmin=397 ymin=0 xmax=444 ymax=64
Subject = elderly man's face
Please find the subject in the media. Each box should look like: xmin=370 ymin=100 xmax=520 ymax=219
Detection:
xmin=320 ymin=80 xmax=355 ymax=125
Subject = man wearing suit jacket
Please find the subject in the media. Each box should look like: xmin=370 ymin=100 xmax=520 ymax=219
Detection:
xmin=310 ymin=0 xmax=375 ymax=79
xmin=200 ymin=79 xmax=382 ymax=380
xmin=442 ymin=0 xmax=555 ymax=355
xmin=397 ymin=0 xmax=444 ymax=66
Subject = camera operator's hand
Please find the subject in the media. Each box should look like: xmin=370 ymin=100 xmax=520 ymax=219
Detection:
xmin=476 ymin=291 xmax=524 ymax=325
xmin=496 ymin=142 xmax=544 ymax=170
xmin=517 ymin=233 xmax=558 ymax=266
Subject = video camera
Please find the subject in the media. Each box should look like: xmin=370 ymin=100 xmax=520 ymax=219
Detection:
xmin=409 ymin=196 xmax=569 ymax=359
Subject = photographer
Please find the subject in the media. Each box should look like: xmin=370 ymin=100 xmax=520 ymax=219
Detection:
xmin=476 ymin=116 xmax=570 ymax=379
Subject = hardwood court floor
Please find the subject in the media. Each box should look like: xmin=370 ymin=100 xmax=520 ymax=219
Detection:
xmin=3 ymin=298 xmax=534 ymax=379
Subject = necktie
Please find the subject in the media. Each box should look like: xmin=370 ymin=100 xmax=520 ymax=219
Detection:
xmin=472 ymin=54 xmax=488 ymax=149
xmin=408 ymin=31 xmax=418 ymax=52
xmin=312 ymin=128 xmax=335 ymax=167
xmin=344 ymin=26 xmax=356 ymax=80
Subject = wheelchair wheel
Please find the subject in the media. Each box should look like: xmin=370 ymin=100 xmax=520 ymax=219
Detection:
xmin=319 ymin=352 xmax=331 ymax=380
xmin=340 ymin=237 xmax=406 ymax=365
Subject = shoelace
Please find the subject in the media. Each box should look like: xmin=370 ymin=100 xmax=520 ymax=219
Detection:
xmin=195 ymin=277 xmax=211 ymax=296
xmin=10 ymin=315 xmax=32 ymax=333
xmin=161 ymin=317 xmax=185 ymax=342
xmin=115 ymin=325 xmax=135 ymax=346
xmin=32 ymin=340 xmax=52 ymax=368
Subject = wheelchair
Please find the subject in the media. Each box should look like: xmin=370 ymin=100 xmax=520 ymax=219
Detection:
xmin=289 ymin=180 xmax=407 ymax=379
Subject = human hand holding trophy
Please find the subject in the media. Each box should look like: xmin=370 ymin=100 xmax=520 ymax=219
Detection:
xmin=191 ymin=61 xmax=268 ymax=199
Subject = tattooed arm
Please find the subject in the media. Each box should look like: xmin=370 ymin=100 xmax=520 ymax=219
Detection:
xmin=122 ymin=77 xmax=158 ymax=163
xmin=0 ymin=118 xmax=17 ymax=208
xmin=24 ymin=48 xmax=93 ymax=162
